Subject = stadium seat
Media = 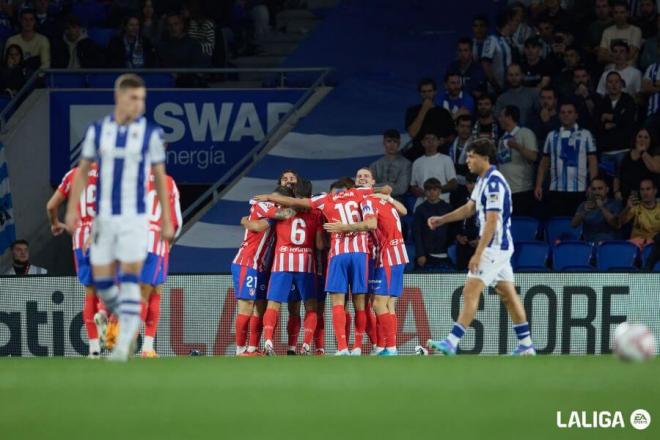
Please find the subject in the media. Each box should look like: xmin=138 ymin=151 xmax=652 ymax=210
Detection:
xmin=0 ymin=95 xmax=10 ymax=112
xmin=72 ymin=1 xmax=109 ymax=27
xmin=141 ymin=73 xmax=177 ymax=88
xmin=642 ymin=244 xmax=660 ymax=272
xmin=405 ymin=243 xmax=415 ymax=271
xmin=87 ymin=73 xmax=121 ymax=88
xmin=552 ymin=241 xmax=593 ymax=271
xmin=447 ymin=243 xmax=457 ymax=267
xmin=545 ymin=217 xmax=581 ymax=243
xmin=513 ymin=241 xmax=549 ymax=271
xmin=47 ymin=73 xmax=87 ymax=88
xmin=511 ymin=217 xmax=539 ymax=242
xmin=401 ymin=214 xmax=414 ymax=244
xmin=596 ymin=241 xmax=639 ymax=271
xmin=87 ymin=27 xmax=115 ymax=48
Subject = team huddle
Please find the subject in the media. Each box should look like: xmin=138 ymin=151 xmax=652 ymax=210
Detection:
xmin=48 ymin=73 xmax=536 ymax=360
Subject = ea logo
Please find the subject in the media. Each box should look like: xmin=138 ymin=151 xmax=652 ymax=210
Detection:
xmin=630 ymin=409 xmax=651 ymax=431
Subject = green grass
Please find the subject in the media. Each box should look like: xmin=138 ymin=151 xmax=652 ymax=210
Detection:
xmin=0 ymin=356 xmax=658 ymax=440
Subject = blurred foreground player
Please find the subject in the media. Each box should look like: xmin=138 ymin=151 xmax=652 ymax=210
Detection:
xmin=65 ymin=74 xmax=174 ymax=362
xmin=426 ymin=139 xmax=535 ymax=356
xmin=47 ymin=163 xmax=101 ymax=358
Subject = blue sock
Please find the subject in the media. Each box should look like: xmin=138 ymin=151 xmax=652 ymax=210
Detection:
xmin=115 ymin=273 xmax=142 ymax=354
xmin=513 ymin=322 xmax=533 ymax=346
xmin=446 ymin=323 xmax=465 ymax=347
xmin=94 ymin=278 xmax=119 ymax=314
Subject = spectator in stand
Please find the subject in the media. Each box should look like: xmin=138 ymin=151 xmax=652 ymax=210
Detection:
xmin=34 ymin=0 xmax=59 ymax=39
xmin=586 ymin=0 xmax=613 ymax=59
xmin=410 ymin=131 xmax=457 ymax=208
xmin=472 ymin=94 xmax=500 ymax=143
xmin=495 ymin=64 xmax=540 ymax=128
xmin=530 ymin=87 xmax=561 ymax=144
xmin=619 ymin=178 xmax=660 ymax=246
xmin=496 ymin=105 xmax=539 ymax=216
xmin=369 ymin=128 xmax=411 ymax=201
xmin=536 ymin=0 xmax=574 ymax=33
xmin=599 ymin=1 xmax=642 ymax=65
xmin=535 ymin=100 xmax=599 ymax=216
xmin=536 ymin=16 xmax=555 ymax=59
xmin=554 ymin=45 xmax=583 ymax=98
xmin=641 ymin=60 xmax=660 ymax=133
xmin=157 ymin=12 xmax=205 ymax=68
xmin=448 ymin=115 xmax=472 ymax=187
xmin=4 ymin=9 xmax=49 ymax=69
xmin=633 ymin=0 xmax=658 ymax=40
xmin=614 ymin=128 xmax=660 ymax=200
xmin=481 ymin=11 xmax=516 ymax=94
xmin=509 ymin=2 xmax=536 ymax=55
xmin=404 ymin=78 xmax=455 ymax=161
xmin=594 ymin=71 xmax=637 ymax=166
xmin=545 ymin=30 xmax=575 ymax=75
xmin=413 ymin=178 xmax=452 ymax=269
xmin=141 ymin=0 xmax=163 ymax=47
xmin=596 ymin=41 xmax=642 ymax=97
xmin=0 ymin=44 xmax=28 ymax=97
xmin=4 ymin=239 xmax=47 ymax=275
xmin=521 ymin=37 xmax=552 ymax=89
xmin=446 ymin=37 xmax=486 ymax=98
xmin=471 ymin=14 xmax=489 ymax=62
xmin=571 ymin=176 xmax=622 ymax=242
xmin=182 ymin=0 xmax=215 ymax=65
xmin=453 ymin=173 xmax=479 ymax=270
xmin=439 ymin=71 xmax=474 ymax=119
xmin=51 ymin=15 xmax=104 ymax=68
xmin=639 ymin=16 xmax=660 ymax=72
xmin=107 ymin=15 xmax=156 ymax=68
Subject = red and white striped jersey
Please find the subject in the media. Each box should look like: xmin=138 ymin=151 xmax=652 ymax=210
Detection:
xmin=271 ymin=210 xmax=323 ymax=273
xmin=57 ymin=165 xmax=98 ymax=250
xmin=308 ymin=188 xmax=373 ymax=257
xmin=362 ymin=196 xmax=409 ymax=268
xmin=146 ymin=174 xmax=183 ymax=257
xmin=233 ymin=201 xmax=278 ymax=271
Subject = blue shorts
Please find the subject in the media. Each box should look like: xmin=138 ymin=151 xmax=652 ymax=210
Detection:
xmin=140 ymin=252 xmax=166 ymax=286
xmin=316 ymin=275 xmax=327 ymax=302
xmin=325 ymin=252 xmax=369 ymax=294
xmin=268 ymin=271 xmax=316 ymax=303
xmin=367 ymin=258 xmax=376 ymax=294
xmin=73 ymin=248 xmax=93 ymax=287
xmin=231 ymin=264 xmax=268 ymax=301
xmin=372 ymin=264 xmax=405 ymax=297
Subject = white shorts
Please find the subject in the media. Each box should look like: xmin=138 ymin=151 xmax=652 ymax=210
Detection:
xmin=466 ymin=247 xmax=514 ymax=287
xmin=90 ymin=215 xmax=149 ymax=266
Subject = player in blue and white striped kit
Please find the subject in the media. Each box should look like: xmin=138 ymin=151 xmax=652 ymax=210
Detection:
xmin=426 ymin=138 xmax=535 ymax=356
xmin=65 ymin=74 xmax=174 ymax=362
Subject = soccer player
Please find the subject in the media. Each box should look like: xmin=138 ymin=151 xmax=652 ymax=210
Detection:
xmin=47 ymin=164 xmax=101 ymax=358
xmin=65 ymin=74 xmax=174 ymax=362
xmin=426 ymin=138 xmax=535 ymax=356
xmin=234 ymin=186 xmax=295 ymax=355
xmin=139 ymin=171 xmax=182 ymax=357
xmin=255 ymin=180 xmax=391 ymax=355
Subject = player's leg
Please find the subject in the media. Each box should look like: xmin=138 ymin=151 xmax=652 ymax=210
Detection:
xmin=263 ymin=272 xmax=292 ymax=355
xmin=495 ymin=270 xmax=535 ymax=355
xmin=82 ymin=286 xmax=101 ymax=358
xmin=326 ymin=254 xmax=351 ymax=355
xmin=286 ymin=295 xmax=302 ymax=355
xmin=349 ymin=253 xmax=369 ymax=355
xmin=141 ymin=285 xmax=162 ymax=358
xmin=351 ymin=293 xmax=367 ymax=354
xmin=232 ymin=263 xmax=255 ymax=355
xmin=381 ymin=264 xmax=404 ymax=356
xmin=372 ymin=293 xmax=390 ymax=355
xmin=314 ymin=275 xmax=326 ymax=354
xmin=247 ymin=271 xmax=269 ymax=353
xmin=295 ymin=272 xmax=318 ymax=355
xmin=262 ymin=301 xmax=282 ymax=355
xmin=365 ymin=259 xmax=378 ymax=345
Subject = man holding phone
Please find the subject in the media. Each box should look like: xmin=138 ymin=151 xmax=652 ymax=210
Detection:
xmin=571 ymin=176 xmax=622 ymax=242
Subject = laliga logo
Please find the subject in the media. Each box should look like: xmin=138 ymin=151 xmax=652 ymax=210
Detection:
xmin=556 ymin=409 xmax=651 ymax=430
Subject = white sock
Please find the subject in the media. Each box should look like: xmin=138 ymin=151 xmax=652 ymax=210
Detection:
xmin=116 ymin=280 xmax=142 ymax=355
xmin=96 ymin=283 xmax=119 ymax=314
xmin=386 ymin=346 xmax=396 ymax=351
xmin=247 ymin=346 xmax=257 ymax=353
xmin=373 ymin=345 xmax=384 ymax=353
xmin=142 ymin=336 xmax=154 ymax=352
xmin=89 ymin=338 xmax=100 ymax=354
xmin=288 ymin=345 xmax=296 ymax=352
xmin=447 ymin=333 xmax=461 ymax=347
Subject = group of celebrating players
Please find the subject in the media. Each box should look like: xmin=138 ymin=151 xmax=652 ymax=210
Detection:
xmin=45 ymin=72 xmax=536 ymax=360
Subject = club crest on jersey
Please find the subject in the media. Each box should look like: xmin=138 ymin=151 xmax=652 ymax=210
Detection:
xmin=488 ymin=193 xmax=499 ymax=202
xmin=248 ymin=288 xmax=256 ymax=296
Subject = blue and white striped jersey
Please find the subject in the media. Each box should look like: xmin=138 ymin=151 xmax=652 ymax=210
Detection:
xmin=470 ymin=166 xmax=513 ymax=251
xmin=644 ymin=63 xmax=660 ymax=117
xmin=542 ymin=124 xmax=596 ymax=193
xmin=481 ymin=33 xmax=513 ymax=88
xmin=80 ymin=115 xmax=166 ymax=219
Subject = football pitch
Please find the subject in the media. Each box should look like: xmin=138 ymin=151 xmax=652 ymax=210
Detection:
xmin=1 ymin=356 xmax=658 ymax=440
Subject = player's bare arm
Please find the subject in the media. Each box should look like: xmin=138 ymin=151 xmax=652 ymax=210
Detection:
xmin=272 ymin=208 xmax=296 ymax=220
xmin=46 ymin=190 xmax=67 ymax=236
xmin=373 ymin=184 xmax=392 ymax=195
xmin=427 ymin=200 xmax=476 ymax=230
xmin=241 ymin=217 xmax=270 ymax=232
xmin=370 ymin=193 xmax=407 ymax=215
xmin=315 ymin=230 xmax=325 ymax=250
xmin=65 ymin=159 xmax=92 ymax=232
xmin=153 ymin=163 xmax=174 ymax=242
xmin=468 ymin=210 xmax=498 ymax=274
xmin=323 ymin=216 xmax=377 ymax=233
xmin=254 ymin=193 xmax=311 ymax=209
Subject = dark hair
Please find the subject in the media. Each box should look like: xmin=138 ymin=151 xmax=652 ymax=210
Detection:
xmin=423 ymin=178 xmax=442 ymax=190
xmin=10 ymin=239 xmax=28 ymax=250
xmin=573 ymin=65 xmax=590 ymax=74
xmin=590 ymin=175 xmax=610 ymax=187
xmin=4 ymin=44 xmax=24 ymax=66
xmin=472 ymin=14 xmax=489 ymax=26
xmin=612 ymin=1 xmax=629 ymax=10
xmin=632 ymin=127 xmax=657 ymax=151
xmin=540 ymin=86 xmax=557 ymax=98
xmin=466 ymin=137 xmax=496 ymax=162
xmin=457 ymin=37 xmax=473 ymax=48
xmin=477 ymin=94 xmax=494 ymax=104
xmin=502 ymin=105 xmax=520 ymax=123
xmin=495 ymin=11 xmax=510 ymax=29
xmin=444 ymin=71 xmax=461 ymax=83
xmin=121 ymin=15 xmax=141 ymax=34
xmin=524 ymin=36 xmax=542 ymax=48
xmin=273 ymin=185 xmax=294 ymax=197
xmin=605 ymin=70 xmax=625 ymax=86
xmin=295 ymin=179 xmax=312 ymax=198
xmin=330 ymin=177 xmax=355 ymax=191
xmin=417 ymin=78 xmax=437 ymax=92
xmin=640 ymin=178 xmax=657 ymax=189
xmin=456 ymin=114 xmax=472 ymax=126
xmin=19 ymin=9 xmax=35 ymax=20
xmin=610 ymin=40 xmax=630 ymax=52
xmin=383 ymin=128 xmax=400 ymax=140
xmin=64 ymin=14 xmax=81 ymax=29
xmin=277 ymin=169 xmax=299 ymax=186
xmin=558 ymin=99 xmax=578 ymax=111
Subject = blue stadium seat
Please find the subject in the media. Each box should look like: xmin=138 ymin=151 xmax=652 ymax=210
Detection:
xmin=72 ymin=1 xmax=109 ymax=27
xmin=552 ymin=241 xmax=593 ymax=271
xmin=141 ymin=73 xmax=176 ymax=88
xmin=405 ymin=243 xmax=415 ymax=272
xmin=401 ymin=215 xmax=414 ymax=244
xmin=642 ymin=244 xmax=660 ymax=271
xmin=545 ymin=217 xmax=581 ymax=243
xmin=447 ymin=243 xmax=457 ymax=267
xmin=596 ymin=241 xmax=639 ymax=271
xmin=513 ymin=241 xmax=549 ymax=271
xmin=511 ymin=216 xmax=539 ymax=242
xmin=87 ymin=27 xmax=115 ymax=48
xmin=87 ymin=73 xmax=121 ymax=88
xmin=47 ymin=73 xmax=87 ymax=88
xmin=0 ymin=95 xmax=11 ymax=111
